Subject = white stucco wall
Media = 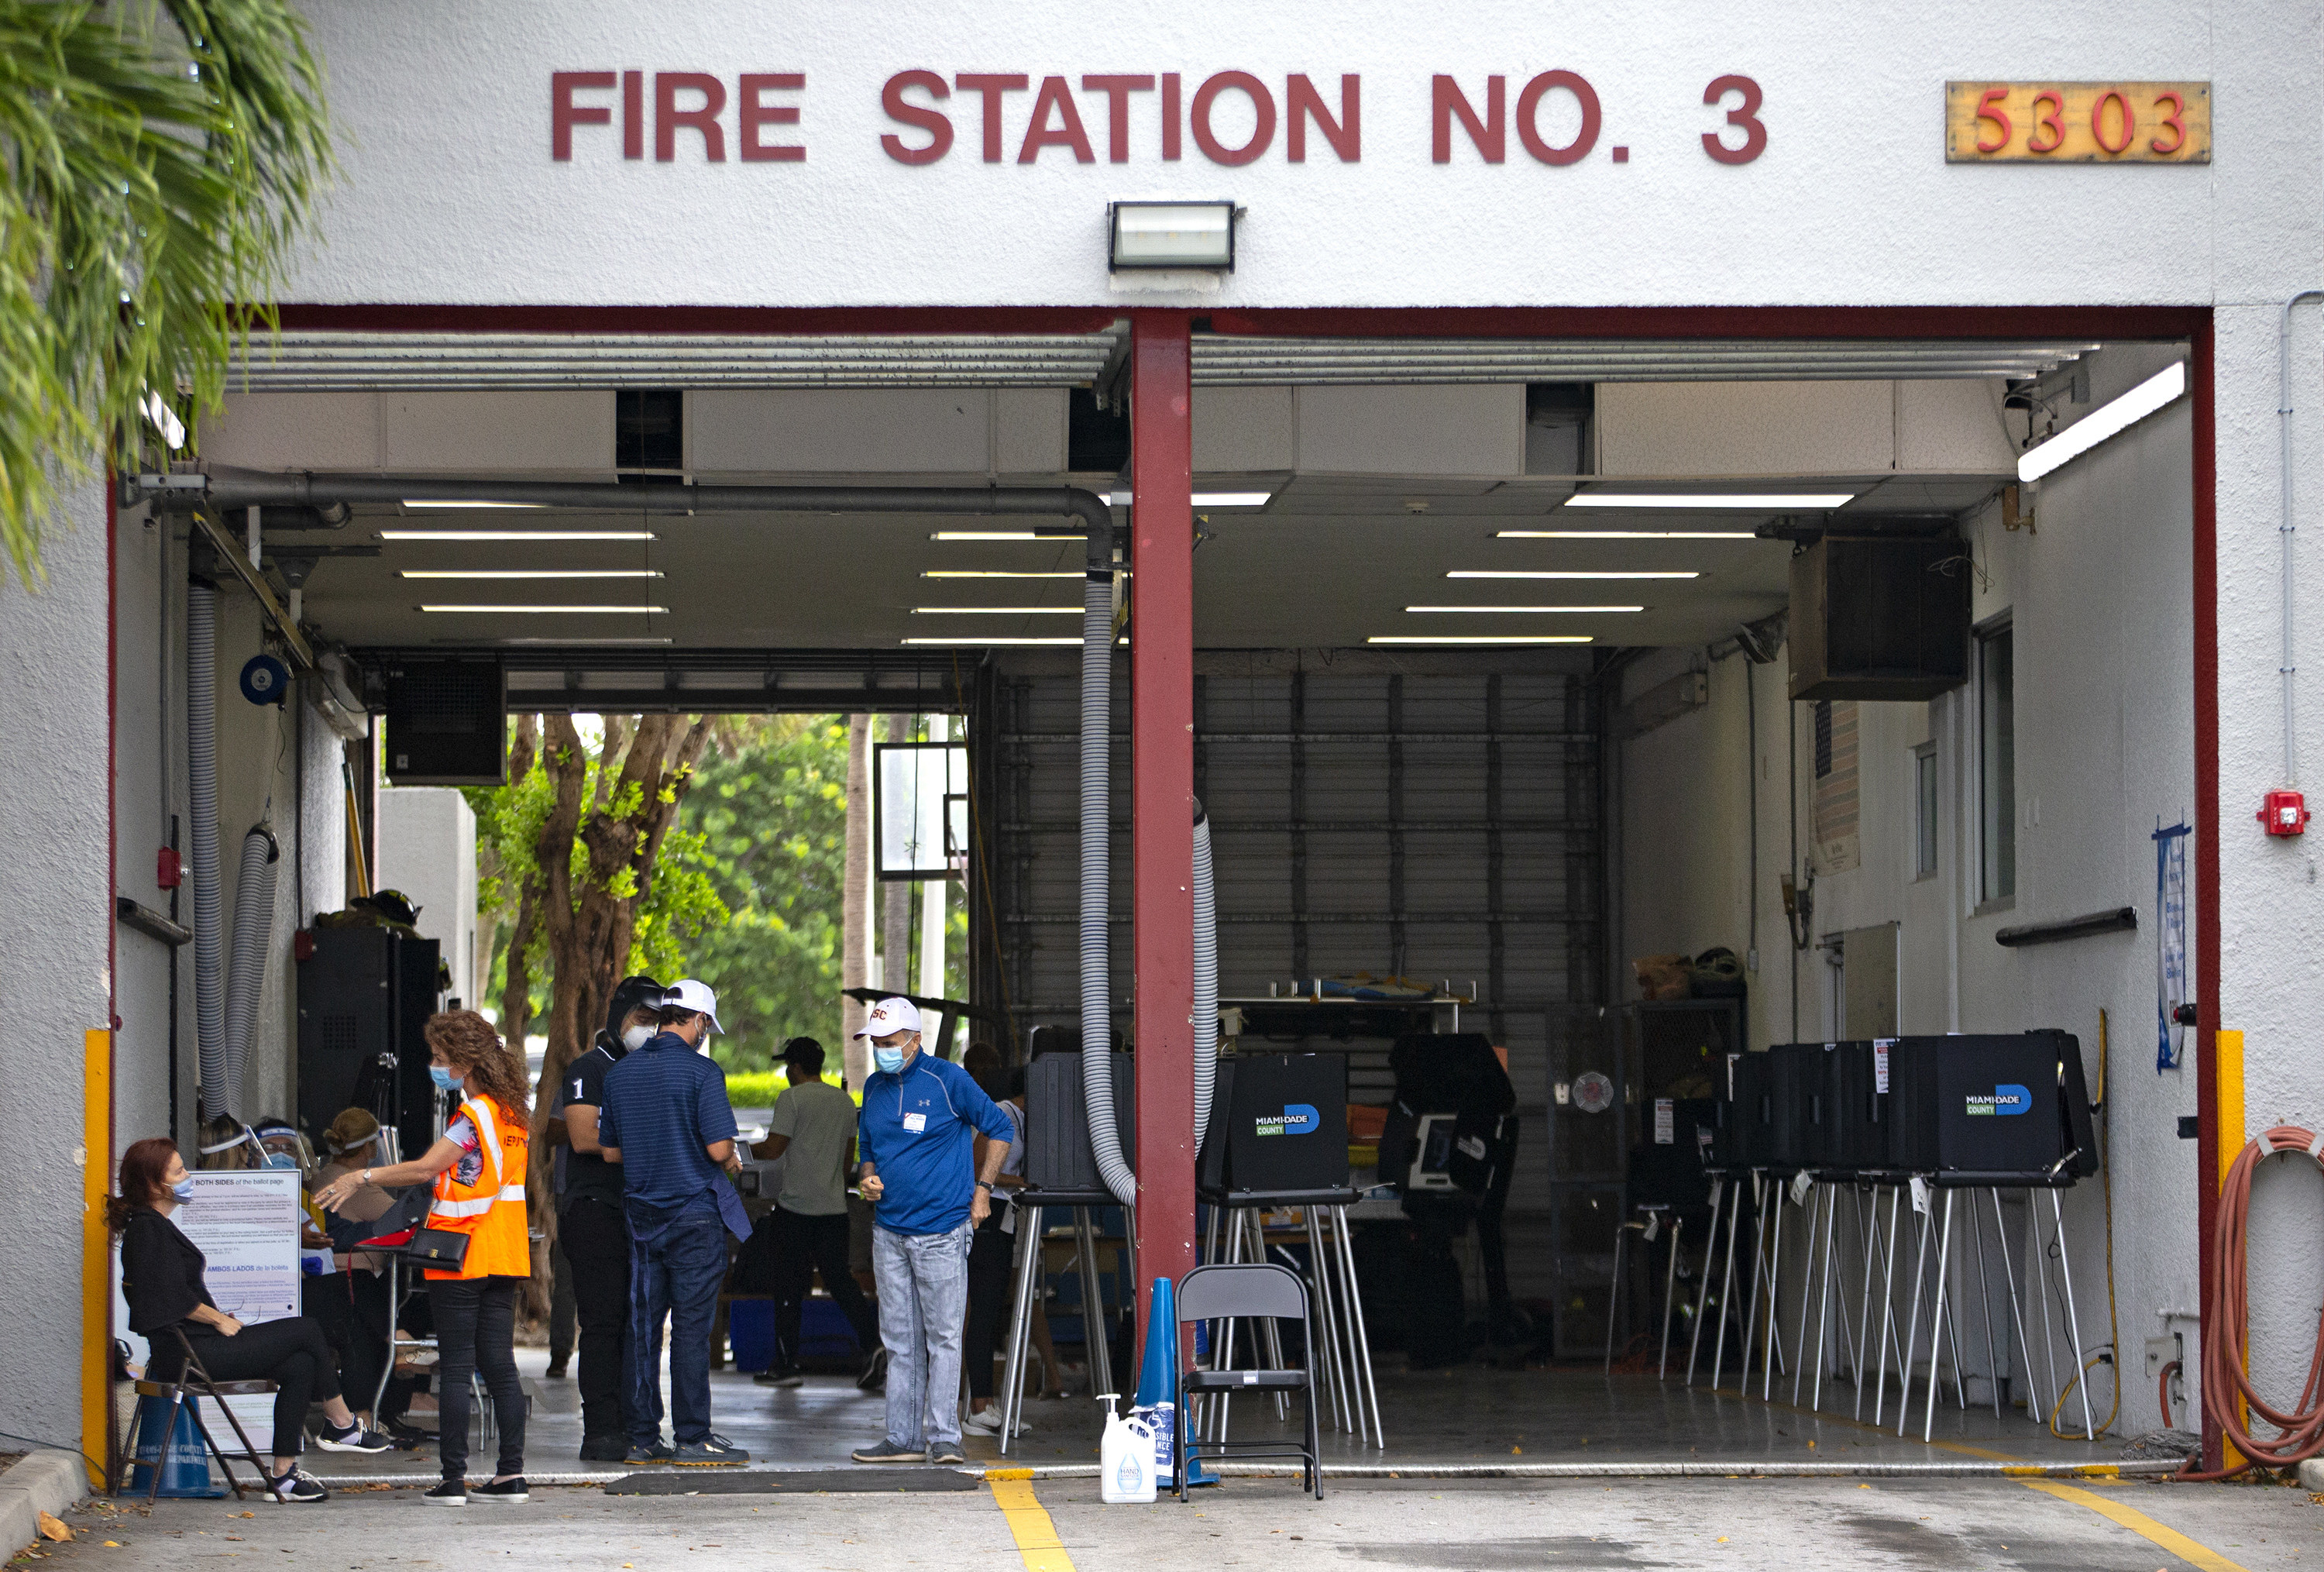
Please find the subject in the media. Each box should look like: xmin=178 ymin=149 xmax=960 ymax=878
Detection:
xmin=377 ymin=786 xmax=480 ymax=1009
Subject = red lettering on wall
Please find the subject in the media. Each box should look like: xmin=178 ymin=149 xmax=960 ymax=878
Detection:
xmin=1191 ymin=71 xmax=1274 ymax=165
xmin=621 ymin=71 xmax=644 ymax=159
xmin=1019 ymin=75 xmax=1096 ymax=163
xmin=881 ymin=71 xmax=953 ymax=164
xmin=1162 ymin=73 xmax=1182 ymax=160
xmin=1285 ymin=74 xmax=1360 ymax=162
xmin=551 ymin=71 xmax=615 ymax=160
xmin=738 ymin=73 xmax=806 ymax=162
xmin=1514 ymin=70 xmax=1599 ymax=165
xmin=1082 ymin=74 xmax=1156 ymax=163
xmin=956 ymin=74 xmax=1030 ymax=163
xmin=1432 ymin=74 xmax=1505 ymax=163
xmin=656 ymin=72 xmax=727 ymax=161
xmin=1701 ymin=74 xmax=1766 ymax=164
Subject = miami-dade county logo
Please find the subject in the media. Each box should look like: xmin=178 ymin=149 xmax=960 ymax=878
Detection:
xmin=1253 ymin=1103 xmax=1321 ymax=1137
xmin=1964 ymin=1084 xmax=2032 ymax=1117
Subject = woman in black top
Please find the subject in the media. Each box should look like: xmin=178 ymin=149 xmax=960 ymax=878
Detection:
xmin=112 ymin=1137 xmax=391 ymax=1503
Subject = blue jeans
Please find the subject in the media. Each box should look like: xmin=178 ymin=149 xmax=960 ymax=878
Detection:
xmin=873 ymin=1218 xmax=974 ymax=1450
xmin=627 ymin=1195 xmax=729 ymax=1447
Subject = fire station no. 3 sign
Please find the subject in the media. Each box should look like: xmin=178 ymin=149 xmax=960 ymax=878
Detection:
xmin=1964 ymin=1083 xmax=2033 ymax=1116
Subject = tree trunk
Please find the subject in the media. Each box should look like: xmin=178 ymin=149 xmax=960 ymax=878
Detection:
xmin=841 ymin=714 xmax=873 ymax=1089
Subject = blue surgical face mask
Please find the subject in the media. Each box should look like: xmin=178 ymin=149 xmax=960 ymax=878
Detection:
xmin=263 ymin=1151 xmax=298 ymax=1170
xmin=429 ymin=1065 xmax=462 ymax=1092
xmin=170 ymin=1178 xmax=196 ymax=1203
xmin=874 ymin=1047 xmax=906 ymax=1075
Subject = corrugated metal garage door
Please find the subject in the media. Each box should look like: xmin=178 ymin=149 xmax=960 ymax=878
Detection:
xmin=988 ymin=666 xmax=1602 ymax=1306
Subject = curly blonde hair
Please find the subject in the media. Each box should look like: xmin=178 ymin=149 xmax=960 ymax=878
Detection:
xmin=422 ymin=1010 xmax=531 ymax=1118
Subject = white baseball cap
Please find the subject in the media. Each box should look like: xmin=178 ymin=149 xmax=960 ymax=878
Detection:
xmin=854 ymin=996 xmax=921 ymax=1039
xmin=663 ymin=979 xmax=723 ymax=1034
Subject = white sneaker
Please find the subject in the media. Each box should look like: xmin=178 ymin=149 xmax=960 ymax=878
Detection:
xmin=962 ymin=1407 xmax=1002 ymax=1435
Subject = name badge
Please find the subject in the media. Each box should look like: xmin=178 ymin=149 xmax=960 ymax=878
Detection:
xmin=902 ymin=1112 xmax=927 ymax=1133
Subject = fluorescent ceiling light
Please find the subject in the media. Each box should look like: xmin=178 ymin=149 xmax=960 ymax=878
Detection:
xmin=2016 ymin=360 xmax=2188 ymax=482
xmin=493 ymin=637 xmax=675 ymax=646
xmin=1105 ymin=490 xmax=1274 ymax=507
xmin=401 ymin=499 xmax=547 ymax=509
xmin=418 ymin=604 xmax=668 ymax=614
xmin=931 ymin=531 xmax=1043 ymax=542
xmin=1404 ymin=605 xmax=1644 ymax=614
xmin=380 ymin=530 xmax=657 ymax=542
xmin=902 ymin=636 xmax=1126 ymax=647
xmin=401 ymin=569 xmax=663 ymax=580
xmin=1497 ymin=530 xmax=1755 ymax=540
xmin=1563 ymin=492 xmax=1854 ymax=509
xmin=909 ymin=607 xmax=1080 ymax=615
xmin=1367 ymin=635 xmax=1593 ymax=645
xmin=923 ymin=570 xmax=1083 ymax=580
xmin=1109 ymin=201 xmax=1236 ymax=270
xmin=1449 ymin=569 xmax=1699 ymax=580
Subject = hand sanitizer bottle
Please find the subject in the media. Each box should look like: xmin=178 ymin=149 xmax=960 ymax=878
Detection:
xmin=1098 ymin=1395 xmax=1157 ymax=1504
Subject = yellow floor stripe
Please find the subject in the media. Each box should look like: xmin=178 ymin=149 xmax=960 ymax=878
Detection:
xmin=990 ymin=1476 xmax=1077 ymax=1572
xmin=2020 ymin=1481 xmax=2250 ymax=1572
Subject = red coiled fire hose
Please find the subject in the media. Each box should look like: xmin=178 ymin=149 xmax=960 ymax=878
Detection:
xmin=2180 ymin=1125 xmax=2324 ymax=1478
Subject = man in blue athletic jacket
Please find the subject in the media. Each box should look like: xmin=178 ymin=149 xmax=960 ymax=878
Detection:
xmin=847 ymin=996 xmax=1013 ymax=1466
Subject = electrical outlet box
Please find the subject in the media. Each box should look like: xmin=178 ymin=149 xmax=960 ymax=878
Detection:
xmin=2144 ymin=1333 xmax=2183 ymax=1378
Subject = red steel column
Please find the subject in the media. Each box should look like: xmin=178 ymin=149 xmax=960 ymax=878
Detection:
xmin=1129 ymin=310 xmax=1196 ymax=1354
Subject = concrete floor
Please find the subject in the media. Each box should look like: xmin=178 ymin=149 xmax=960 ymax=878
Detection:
xmin=38 ymin=1473 xmax=2320 ymax=1570
xmin=289 ymin=1343 xmax=2121 ymax=1483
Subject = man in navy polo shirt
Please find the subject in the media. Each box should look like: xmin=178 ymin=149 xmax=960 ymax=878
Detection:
xmin=848 ymin=997 xmax=1013 ymax=1466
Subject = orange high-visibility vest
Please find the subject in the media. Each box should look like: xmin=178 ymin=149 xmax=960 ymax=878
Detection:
xmin=425 ymin=1095 xmax=531 ymax=1281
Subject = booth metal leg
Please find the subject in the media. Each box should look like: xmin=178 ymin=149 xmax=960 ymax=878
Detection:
xmin=2027 ymin=1190 xmax=2061 ymax=1430
xmin=1853 ymin=1187 xmax=1882 ymax=1420
xmin=1760 ymin=1191 xmax=1786 ymax=1400
xmin=1810 ymin=1185 xmax=1840 ymax=1411
xmin=1303 ymin=1209 xmax=1350 ymax=1433
xmin=1967 ymin=1192 xmax=2003 ymax=1418
xmin=1605 ymin=1220 xmax=1628 ymax=1374
xmin=1991 ymin=1188 xmax=2040 ymax=1433
xmin=1895 ymin=1187 xmax=1934 ymax=1436
xmin=1331 ymin=1206 xmax=1384 ymax=1448
xmin=1872 ymin=1187 xmax=1903 ymax=1427
xmin=1738 ymin=1176 xmax=1772 ymax=1392
xmin=1687 ymin=1178 xmax=1724 ymax=1385
xmin=1710 ymin=1177 xmax=1746 ymax=1392
xmin=2049 ymin=1188 xmax=2097 ymax=1441
xmin=1658 ymin=1217 xmax=1685 ymax=1380
xmin=1791 ymin=1184 xmax=1825 ymax=1407
xmin=999 ymin=1206 xmax=1042 ymax=1453
xmin=1073 ymin=1209 xmax=1115 ymax=1404
xmin=1920 ymin=1189 xmax=1956 ymax=1443
xmin=1252 ymin=1215 xmax=1293 ymax=1424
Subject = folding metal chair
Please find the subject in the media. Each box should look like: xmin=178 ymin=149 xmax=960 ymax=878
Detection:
xmin=1173 ymin=1262 xmax=1322 ymax=1501
xmin=128 ymin=1328 xmax=278 ymax=1503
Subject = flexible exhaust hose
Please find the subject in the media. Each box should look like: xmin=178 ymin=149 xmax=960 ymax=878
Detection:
xmin=187 ymin=585 xmax=226 ymax=1118
xmin=1081 ymin=514 xmax=1136 ymax=1208
xmin=1191 ymin=803 xmax=1218 ymax=1144
xmin=222 ymin=824 xmax=280 ymax=1116
xmin=2178 ymin=1125 xmax=2324 ymax=1478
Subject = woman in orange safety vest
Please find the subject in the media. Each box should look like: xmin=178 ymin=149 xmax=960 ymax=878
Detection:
xmin=315 ymin=1009 xmax=531 ymax=1506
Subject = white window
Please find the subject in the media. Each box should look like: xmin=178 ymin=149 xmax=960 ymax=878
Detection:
xmin=1913 ymin=741 xmax=1938 ymax=881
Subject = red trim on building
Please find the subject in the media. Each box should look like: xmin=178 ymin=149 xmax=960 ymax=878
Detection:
xmin=1209 ymin=304 xmax=2208 ymax=342
xmin=2191 ymin=313 xmax=2222 ymax=1473
xmin=268 ymin=304 xmax=1122 ymax=336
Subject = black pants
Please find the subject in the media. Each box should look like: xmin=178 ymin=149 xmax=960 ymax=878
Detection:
xmin=427 ymin=1276 xmax=526 ymax=1481
xmin=773 ymin=1206 xmax=878 ymax=1367
xmin=560 ymin=1196 xmax=632 ymax=1440
xmin=548 ymin=1236 xmax=576 ymax=1369
xmin=172 ymin=1317 xmax=342 ymax=1460
xmin=308 ymin=1267 xmax=399 ymax=1419
xmin=964 ymin=1219 xmax=1014 ymax=1400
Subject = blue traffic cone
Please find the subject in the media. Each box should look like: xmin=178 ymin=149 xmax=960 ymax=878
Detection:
xmin=1134 ymin=1275 xmax=1218 ymax=1487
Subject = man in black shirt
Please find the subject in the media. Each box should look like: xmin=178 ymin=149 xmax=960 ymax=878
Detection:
xmin=552 ymin=973 xmax=664 ymax=1460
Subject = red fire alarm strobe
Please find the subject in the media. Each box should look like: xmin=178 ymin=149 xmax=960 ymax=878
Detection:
xmin=2259 ymin=788 xmax=2312 ymax=836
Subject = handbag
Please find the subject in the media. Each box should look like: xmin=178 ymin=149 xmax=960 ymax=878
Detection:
xmin=403 ymin=1227 xmax=470 ymax=1270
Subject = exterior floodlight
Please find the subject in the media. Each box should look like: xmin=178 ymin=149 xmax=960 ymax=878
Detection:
xmin=1110 ymin=201 xmax=1236 ymax=270
xmin=2016 ymin=360 xmax=2187 ymax=482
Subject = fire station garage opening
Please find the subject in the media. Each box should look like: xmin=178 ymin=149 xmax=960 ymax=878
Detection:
xmin=146 ymin=323 xmax=2195 ymax=1463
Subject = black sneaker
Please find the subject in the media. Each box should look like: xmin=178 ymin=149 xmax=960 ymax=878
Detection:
xmin=578 ymin=1435 xmax=628 ymax=1462
xmin=423 ymin=1479 xmax=467 ymax=1507
xmin=315 ymin=1419 xmax=394 ymax=1454
xmin=625 ymin=1440 xmax=675 ymax=1465
xmin=471 ymin=1477 xmax=529 ymax=1503
xmin=850 ymin=1440 xmax=924 ymax=1464
xmin=673 ymin=1434 xmax=749 ymax=1466
xmin=265 ymin=1467 xmax=328 ymax=1504
xmin=927 ymin=1443 xmax=968 ymax=1466
xmin=856 ymin=1348 xmax=889 ymax=1392
xmin=753 ymin=1365 xmax=805 ymax=1388
xmin=545 ymin=1363 xmax=569 ymax=1378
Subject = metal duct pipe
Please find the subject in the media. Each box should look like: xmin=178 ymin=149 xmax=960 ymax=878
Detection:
xmin=187 ymin=585 xmax=226 ymax=1118
xmin=222 ymin=824 xmax=280 ymax=1115
xmin=1081 ymin=511 xmax=1136 ymax=1208
xmin=1191 ymin=803 xmax=1218 ymax=1144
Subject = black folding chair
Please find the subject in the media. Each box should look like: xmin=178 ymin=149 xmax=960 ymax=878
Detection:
xmin=127 ymin=1328 xmax=278 ymax=1503
xmin=1173 ymin=1262 xmax=1322 ymax=1501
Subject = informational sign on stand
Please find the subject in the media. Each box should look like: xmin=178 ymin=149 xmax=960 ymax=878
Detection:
xmin=2154 ymin=821 xmax=2192 ymax=1072
xmin=175 ymin=1169 xmax=304 ymax=1453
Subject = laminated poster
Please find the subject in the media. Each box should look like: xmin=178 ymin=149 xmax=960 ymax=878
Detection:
xmin=175 ymin=1168 xmax=304 ymax=1452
